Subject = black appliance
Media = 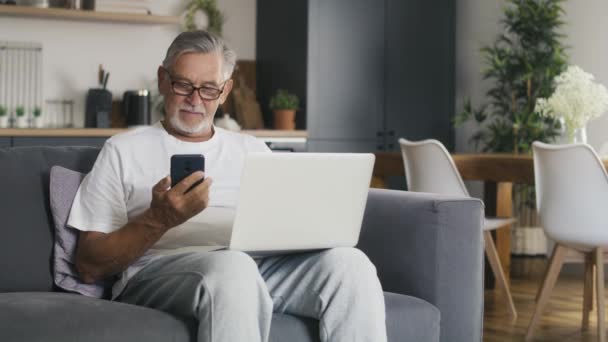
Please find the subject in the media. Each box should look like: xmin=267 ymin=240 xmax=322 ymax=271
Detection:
xmin=85 ymin=88 xmax=112 ymax=128
xmin=123 ymin=89 xmax=151 ymax=127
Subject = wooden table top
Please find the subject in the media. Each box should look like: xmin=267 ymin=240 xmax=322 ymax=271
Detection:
xmin=374 ymin=152 xmax=608 ymax=184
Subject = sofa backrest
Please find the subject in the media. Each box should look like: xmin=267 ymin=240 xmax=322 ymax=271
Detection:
xmin=0 ymin=146 xmax=100 ymax=292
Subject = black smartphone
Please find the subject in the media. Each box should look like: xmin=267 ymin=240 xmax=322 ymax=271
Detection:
xmin=170 ymin=154 xmax=205 ymax=192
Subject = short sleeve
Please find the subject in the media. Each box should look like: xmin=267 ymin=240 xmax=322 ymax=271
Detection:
xmin=245 ymin=135 xmax=272 ymax=153
xmin=67 ymin=142 xmax=128 ymax=234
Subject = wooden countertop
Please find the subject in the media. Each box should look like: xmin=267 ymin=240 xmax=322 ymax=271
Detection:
xmin=0 ymin=128 xmax=308 ymax=139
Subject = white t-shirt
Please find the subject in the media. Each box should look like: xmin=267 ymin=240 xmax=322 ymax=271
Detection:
xmin=67 ymin=121 xmax=271 ymax=298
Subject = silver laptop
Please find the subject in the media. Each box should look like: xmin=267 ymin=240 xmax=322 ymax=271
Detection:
xmin=228 ymin=152 xmax=375 ymax=255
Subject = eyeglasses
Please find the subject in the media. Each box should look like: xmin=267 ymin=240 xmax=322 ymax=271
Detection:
xmin=163 ymin=68 xmax=227 ymax=101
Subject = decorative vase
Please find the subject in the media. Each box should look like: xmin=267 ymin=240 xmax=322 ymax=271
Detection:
xmin=572 ymin=126 xmax=588 ymax=144
xmin=273 ymin=109 xmax=296 ymax=130
xmin=566 ymin=125 xmax=587 ymax=144
xmin=33 ymin=116 xmax=44 ymax=128
xmin=16 ymin=116 xmax=28 ymax=128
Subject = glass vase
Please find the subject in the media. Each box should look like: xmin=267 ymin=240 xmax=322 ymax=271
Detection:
xmin=570 ymin=126 xmax=588 ymax=144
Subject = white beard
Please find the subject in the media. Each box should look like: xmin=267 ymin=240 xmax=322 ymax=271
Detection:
xmin=169 ymin=111 xmax=212 ymax=134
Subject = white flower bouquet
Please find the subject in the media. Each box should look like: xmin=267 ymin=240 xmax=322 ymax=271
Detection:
xmin=535 ymin=65 xmax=608 ymax=142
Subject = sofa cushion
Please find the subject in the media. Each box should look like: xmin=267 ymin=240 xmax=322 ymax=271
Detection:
xmin=268 ymin=292 xmax=440 ymax=342
xmin=385 ymin=292 xmax=440 ymax=342
xmin=0 ymin=292 xmax=193 ymax=342
xmin=0 ymin=146 xmax=101 ymax=292
xmin=49 ymin=166 xmax=110 ymax=298
xmin=0 ymin=291 xmax=439 ymax=342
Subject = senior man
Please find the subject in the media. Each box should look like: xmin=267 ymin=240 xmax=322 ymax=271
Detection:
xmin=68 ymin=30 xmax=387 ymax=342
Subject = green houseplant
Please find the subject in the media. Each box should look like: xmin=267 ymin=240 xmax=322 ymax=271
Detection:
xmin=455 ymin=0 xmax=568 ymax=154
xmin=269 ymin=89 xmax=299 ymax=130
xmin=0 ymin=105 xmax=7 ymax=128
xmin=184 ymin=0 xmax=224 ymax=36
xmin=33 ymin=106 xmax=43 ymax=128
xmin=455 ymin=0 xmax=569 ymax=255
xmin=15 ymin=106 xmax=27 ymax=128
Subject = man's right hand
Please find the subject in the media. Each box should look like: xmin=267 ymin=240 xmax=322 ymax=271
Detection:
xmin=147 ymin=171 xmax=212 ymax=230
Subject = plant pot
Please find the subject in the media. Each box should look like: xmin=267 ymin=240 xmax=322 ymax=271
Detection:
xmin=16 ymin=116 xmax=28 ymax=128
xmin=33 ymin=116 xmax=44 ymax=128
xmin=273 ymin=109 xmax=296 ymax=130
xmin=0 ymin=116 xmax=8 ymax=128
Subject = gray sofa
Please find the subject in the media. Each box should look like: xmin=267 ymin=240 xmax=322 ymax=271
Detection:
xmin=0 ymin=146 xmax=484 ymax=342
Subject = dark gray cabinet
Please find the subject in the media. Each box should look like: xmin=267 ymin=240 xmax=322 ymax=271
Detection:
xmin=307 ymin=0 xmax=385 ymax=142
xmin=306 ymin=139 xmax=378 ymax=153
xmin=257 ymin=0 xmax=455 ymax=152
xmin=0 ymin=137 xmax=10 ymax=148
xmin=383 ymin=0 xmax=455 ymax=151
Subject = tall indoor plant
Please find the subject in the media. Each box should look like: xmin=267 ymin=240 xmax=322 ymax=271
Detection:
xmin=455 ymin=0 xmax=569 ymax=257
xmin=455 ymin=0 xmax=568 ymax=154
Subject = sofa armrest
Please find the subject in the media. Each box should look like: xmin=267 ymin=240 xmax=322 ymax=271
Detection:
xmin=357 ymin=189 xmax=484 ymax=342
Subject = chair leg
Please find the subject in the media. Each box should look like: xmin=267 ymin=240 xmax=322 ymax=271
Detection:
xmin=535 ymin=257 xmax=551 ymax=303
xmin=525 ymin=244 xmax=567 ymax=341
xmin=596 ymin=248 xmax=606 ymax=342
xmin=484 ymin=231 xmax=517 ymax=320
xmin=583 ymin=252 xmax=595 ymax=331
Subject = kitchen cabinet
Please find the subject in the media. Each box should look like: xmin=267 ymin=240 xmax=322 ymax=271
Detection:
xmin=0 ymin=137 xmax=10 ymax=148
xmin=12 ymin=137 xmax=107 ymax=147
xmin=306 ymin=140 xmax=377 ymax=153
xmin=0 ymin=129 xmax=308 ymax=151
xmin=257 ymin=0 xmax=455 ymax=152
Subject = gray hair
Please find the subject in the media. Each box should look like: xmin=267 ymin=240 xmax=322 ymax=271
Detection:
xmin=162 ymin=30 xmax=237 ymax=81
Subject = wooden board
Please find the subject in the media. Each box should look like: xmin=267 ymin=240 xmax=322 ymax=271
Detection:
xmin=0 ymin=4 xmax=180 ymax=25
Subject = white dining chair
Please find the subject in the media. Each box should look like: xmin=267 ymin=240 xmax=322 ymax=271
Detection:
xmin=399 ymin=138 xmax=517 ymax=319
xmin=527 ymin=141 xmax=608 ymax=341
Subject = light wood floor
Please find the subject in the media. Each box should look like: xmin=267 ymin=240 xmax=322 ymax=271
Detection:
xmin=484 ymin=274 xmax=605 ymax=341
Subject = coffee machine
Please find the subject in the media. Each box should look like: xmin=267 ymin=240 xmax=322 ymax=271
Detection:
xmin=85 ymin=88 xmax=112 ymax=128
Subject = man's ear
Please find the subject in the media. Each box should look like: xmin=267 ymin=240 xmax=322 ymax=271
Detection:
xmin=218 ymin=79 xmax=234 ymax=105
xmin=157 ymin=66 xmax=168 ymax=95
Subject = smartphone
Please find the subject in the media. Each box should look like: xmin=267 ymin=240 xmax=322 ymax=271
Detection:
xmin=170 ymin=154 xmax=205 ymax=192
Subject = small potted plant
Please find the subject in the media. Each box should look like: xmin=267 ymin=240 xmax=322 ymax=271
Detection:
xmin=269 ymin=89 xmax=299 ymax=130
xmin=0 ymin=105 xmax=7 ymax=128
xmin=32 ymin=106 xmax=43 ymax=128
xmin=15 ymin=106 xmax=27 ymax=128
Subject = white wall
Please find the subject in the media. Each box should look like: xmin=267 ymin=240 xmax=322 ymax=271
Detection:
xmin=455 ymin=0 xmax=608 ymax=153
xmin=0 ymin=0 xmax=256 ymax=127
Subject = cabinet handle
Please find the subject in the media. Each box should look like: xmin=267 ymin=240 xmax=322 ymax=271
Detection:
xmin=387 ymin=143 xmax=394 ymax=149
xmin=387 ymin=130 xmax=395 ymax=137
xmin=377 ymin=144 xmax=385 ymax=151
xmin=377 ymin=131 xmax=384 ymax=137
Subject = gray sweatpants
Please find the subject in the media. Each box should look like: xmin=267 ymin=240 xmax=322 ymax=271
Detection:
xmin=118 ymin=247 xmax=387 ymax=342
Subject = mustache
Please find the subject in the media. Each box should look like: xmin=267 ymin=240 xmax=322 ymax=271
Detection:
xmin=179 ymin=105 xmax=206 ymax=114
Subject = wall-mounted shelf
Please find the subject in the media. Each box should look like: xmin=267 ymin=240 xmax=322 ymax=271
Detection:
xmin=0 ymin=4 xmax=181 ymax=25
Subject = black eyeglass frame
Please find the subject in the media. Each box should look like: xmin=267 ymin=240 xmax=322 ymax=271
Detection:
xmin=162 ymin=67 xmax=228 ymax=101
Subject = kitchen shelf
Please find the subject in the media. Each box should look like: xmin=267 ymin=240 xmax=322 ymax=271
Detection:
xmin=0 ymin=4 xmax=181 ymax=25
